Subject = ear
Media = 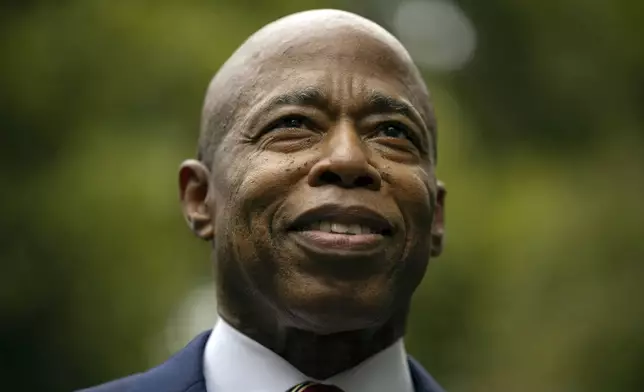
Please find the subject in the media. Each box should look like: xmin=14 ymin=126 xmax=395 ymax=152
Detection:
xmin=430 ymin=180 xmax=446 ymax=257
xmin=179 ymin=159 xmax=214 ymax=241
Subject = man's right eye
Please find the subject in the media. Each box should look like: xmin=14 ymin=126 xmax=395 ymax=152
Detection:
xmin=268 ymin=115 xmax=308 ymax=130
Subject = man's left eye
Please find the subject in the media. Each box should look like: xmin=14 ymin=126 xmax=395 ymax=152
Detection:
xmin=270 ymin=115 xmax=308 ymax=130
xmin=377 ymin=122 xmax=412 ymax=140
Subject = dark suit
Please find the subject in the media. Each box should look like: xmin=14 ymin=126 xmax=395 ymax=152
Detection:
xmin=79 ymin=331 xmax=445 ymax=392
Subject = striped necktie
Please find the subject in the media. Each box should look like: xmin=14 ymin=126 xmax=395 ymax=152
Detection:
xmin=286 ymin=380 xmax=345 ymax=392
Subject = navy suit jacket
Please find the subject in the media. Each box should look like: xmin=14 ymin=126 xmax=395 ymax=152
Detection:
xmin=79 ymin=331 xmax=445 ymax=392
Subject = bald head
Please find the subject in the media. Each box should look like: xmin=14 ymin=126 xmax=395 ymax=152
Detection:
xmin=197 ymin=9 xmax=435 ymax=167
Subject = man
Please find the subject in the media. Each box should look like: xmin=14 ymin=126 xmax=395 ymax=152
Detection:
xmin=81 ymin=8 xmax=446 ymax=392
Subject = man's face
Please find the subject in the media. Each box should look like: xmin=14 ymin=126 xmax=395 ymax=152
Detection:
xmin=193 ymin=32 xmax=444 ymax=333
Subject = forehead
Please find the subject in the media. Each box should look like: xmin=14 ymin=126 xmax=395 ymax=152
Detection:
xmin=266 ymin=29 xmax=414 ymax=80
xmin=261 ymin=65 xmax=405 ymax=101
xmin=241 ymin=55 xmax=433 ymax=129
xmin=239 ymin=20 xmax=424 ymax=94
xmin=200 ymin=21 xmax=436 ymax=155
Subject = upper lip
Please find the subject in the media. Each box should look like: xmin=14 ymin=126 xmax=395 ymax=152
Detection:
xmin=289 ymin=204 xmax=394 ymax=234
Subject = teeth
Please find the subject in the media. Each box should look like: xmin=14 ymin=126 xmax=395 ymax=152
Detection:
xmin=311 ymin=220 xmax=376 ymax=235
xmin=331 ymin=222 xmax=349 ymax=233
xmin=319 ymin=221 xmax=331 ymax=232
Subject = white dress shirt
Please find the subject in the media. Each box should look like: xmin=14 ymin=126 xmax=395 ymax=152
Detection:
xmin=203 ymin=318 xmax=415 ymax=392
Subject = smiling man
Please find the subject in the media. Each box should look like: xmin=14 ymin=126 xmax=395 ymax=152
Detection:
xmin=81 ymin=8 xmax=446 ymax=392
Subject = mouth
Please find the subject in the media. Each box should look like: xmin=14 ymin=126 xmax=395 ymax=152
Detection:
xmin=288 ymin=205 xmax=394 ymax=253
xmin=294 ymin=220 xmax=392 ymax=235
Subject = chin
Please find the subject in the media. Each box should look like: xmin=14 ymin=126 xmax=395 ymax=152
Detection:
xmin=306 ymin=313 xmax=388 ymax=334
xmin=283 ymin=288 xmax=395 ymax=334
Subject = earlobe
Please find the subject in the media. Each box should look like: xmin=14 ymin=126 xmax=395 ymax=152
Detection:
xmin=179 ymin=159 xmax=215 ymax=241
xmin=430 ymin=180 xmax=446 ymax=257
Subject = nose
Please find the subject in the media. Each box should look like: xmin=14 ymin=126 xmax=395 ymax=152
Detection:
xmin=307 ymin=124 xmax=382 ymax=191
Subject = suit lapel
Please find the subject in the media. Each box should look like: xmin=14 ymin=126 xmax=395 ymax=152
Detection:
xmin=130 ymin=331 xmax=211 ymax=392
xmin=408 ymin=357 xmax=446 ymax=392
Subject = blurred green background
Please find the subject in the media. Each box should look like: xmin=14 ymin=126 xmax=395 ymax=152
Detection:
xmin=2 ymin=0 xmax=643 ymax=391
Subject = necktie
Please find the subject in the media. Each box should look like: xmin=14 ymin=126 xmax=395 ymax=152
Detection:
xmin=286 ymin=380 xmax=345 ymax=392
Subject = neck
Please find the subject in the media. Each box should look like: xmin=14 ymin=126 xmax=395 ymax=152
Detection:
xmin=213 ymin=246 xmax=410 ymax=379
xmin=217 ymin=299 xmax=408 ymax=379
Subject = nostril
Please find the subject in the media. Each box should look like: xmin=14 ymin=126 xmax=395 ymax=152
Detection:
xmin=354 ymin=176 xmax=374 ymax=188
xmin=319 ymin=171 xmax=342 ymax=184
xmin=313 ymin=168 xmax=380 ymax=189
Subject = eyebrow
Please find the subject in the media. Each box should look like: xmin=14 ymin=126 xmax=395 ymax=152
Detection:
xmin=363 ymin=91 xmax=426 ymax=129
xmin=263 ymin=88 xmax=424 ymax=124
xmin=259 ymin=87 xmax=430 ymax=141
xmin=364 ymin=91 xmax=433 ymax=148
xmin=265 ymin=86 xmax=328 ymax=111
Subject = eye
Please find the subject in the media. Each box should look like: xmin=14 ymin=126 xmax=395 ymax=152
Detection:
xmin=268 ymin=115 xmax=308 ymax=131
xmin=376 ymin=122 xmax=412 ymax=140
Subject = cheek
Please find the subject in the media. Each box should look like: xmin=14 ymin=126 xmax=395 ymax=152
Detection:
xmin=216 ymin=150 xmax=312 ymax=258
xmin=385 ymin=165 xmax=435 ymax=225
xmin=235 ymin=151 xmax=312 ymax=207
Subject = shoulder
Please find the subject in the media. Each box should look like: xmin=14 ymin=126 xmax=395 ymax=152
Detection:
xmin=76 ymin=331 xmax=211 ymax=392
xmin=76 ymin=373 xmax=142 ymax=392
xmin=77 ymin=373 xmax=206 ymax=392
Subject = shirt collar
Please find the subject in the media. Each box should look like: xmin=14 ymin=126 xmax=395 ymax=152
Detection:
xmin=203 ymin=318 xmax=415 ymax=392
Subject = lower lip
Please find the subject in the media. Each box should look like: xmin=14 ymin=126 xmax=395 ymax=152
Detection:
xmin=290 ymin=230 xmax=386 ymax=253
